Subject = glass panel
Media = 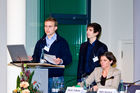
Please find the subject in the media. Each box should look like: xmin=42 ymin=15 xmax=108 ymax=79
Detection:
xmin=40 ymin=0 xmax=88 ymax=87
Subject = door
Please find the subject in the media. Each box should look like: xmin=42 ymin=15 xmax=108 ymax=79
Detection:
xmin=120 ymin=40 xmax=134 ymax=83
xmin=40 ymin=0 xmax=91 ymax=87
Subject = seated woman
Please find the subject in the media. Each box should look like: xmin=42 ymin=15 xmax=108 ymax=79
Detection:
xmin=78 ymin=51 xmax=121 ymax=91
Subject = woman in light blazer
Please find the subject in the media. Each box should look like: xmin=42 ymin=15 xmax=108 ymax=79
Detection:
xmin=78 ymin=52 xmax=121 ymax=91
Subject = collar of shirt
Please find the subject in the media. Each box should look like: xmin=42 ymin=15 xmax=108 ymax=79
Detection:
xmin=45 ymin=33 xmax=57 ymax=48
xmin=88 ymin=39 xmax=97 ymax=47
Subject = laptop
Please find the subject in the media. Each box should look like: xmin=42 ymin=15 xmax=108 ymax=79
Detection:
xmin=7 ymin=44 xmax=31 ymax=63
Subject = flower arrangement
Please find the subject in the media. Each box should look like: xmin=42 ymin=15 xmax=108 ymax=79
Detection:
xmin=13 ymin=63 xmax=41 ymax=93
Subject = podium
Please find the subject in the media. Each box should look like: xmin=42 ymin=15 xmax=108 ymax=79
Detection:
xmin=8 ymin=62 xmax=65 ymax=68
xmin=8 ymin=62 xmax=64 ymax=93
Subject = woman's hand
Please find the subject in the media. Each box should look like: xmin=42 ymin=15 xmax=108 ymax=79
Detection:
xmin=77 ymin=82 xmax=81 ymax=85
xmin=93 ymin=85 xmax=98 ymax=91
xmin=77 ymin=82 xmax=83 ymax=87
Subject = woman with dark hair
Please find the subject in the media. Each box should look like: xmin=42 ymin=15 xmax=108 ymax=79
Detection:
xmin=78 ymin=52 xmax=121 ymax=92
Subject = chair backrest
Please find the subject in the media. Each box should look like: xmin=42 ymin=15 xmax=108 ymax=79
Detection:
xmin=118 ymin=81 xmax=140 ymax=93
xmin=128 ymin=85 xmax=140 ymax=93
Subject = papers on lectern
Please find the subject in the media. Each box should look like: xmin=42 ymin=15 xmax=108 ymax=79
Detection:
xmin=44 ymin=54 xmax=56 ymax=64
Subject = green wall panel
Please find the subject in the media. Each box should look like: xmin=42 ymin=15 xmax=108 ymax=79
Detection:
xmin=57 ymin=25 xmax=86 ymax=63
xmin=57 ymin=25 xmax=87 ymax=86
xmin=44 ymin=0 xmax=87 ymax=18
xmin=49 ymin=0 xmax=86 ymax=14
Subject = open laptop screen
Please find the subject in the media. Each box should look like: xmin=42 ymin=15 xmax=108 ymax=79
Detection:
xmin=7 ymin=44 xmax=30 ymax=63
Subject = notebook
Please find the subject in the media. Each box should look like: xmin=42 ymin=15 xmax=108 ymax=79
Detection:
xmin=7 ymin=44 xmax=31 ymax=63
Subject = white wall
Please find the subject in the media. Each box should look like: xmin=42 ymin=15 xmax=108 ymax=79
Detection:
xmin=134 ymin=0 xmax=140 ymax=83
xmin=7 ymin=0 xmax=26 ymax=93
xmin=0 ymin=0 xmax=7 ymax=92
xmin=91 ymin=0 xmax=110 ymax=44
xmin=91 ymin=0 xmax=133 ymax=59
xmin=108 ymin=0 xmax=133 ymax=82
xmin=91 ymin=0 xmax=133 ymax=82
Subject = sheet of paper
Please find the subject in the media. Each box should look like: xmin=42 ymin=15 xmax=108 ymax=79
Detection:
xmin=44 ymin=54 xmax=56 ymax=64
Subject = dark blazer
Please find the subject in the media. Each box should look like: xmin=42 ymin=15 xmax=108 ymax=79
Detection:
xmin=32 ymin=34 xmax=72 ymax=77
xmin=77 ymin=40 xmax=108 ymax=82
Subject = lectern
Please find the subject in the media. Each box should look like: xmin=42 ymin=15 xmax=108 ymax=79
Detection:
xmin=8 ymin=63 xmax=64 ymax=93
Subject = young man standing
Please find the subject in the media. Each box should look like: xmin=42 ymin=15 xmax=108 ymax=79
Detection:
xmin=32 ymin=17 xmax=72 ymax=93
xmin=77 ymin=23 xmax=108 ymax=83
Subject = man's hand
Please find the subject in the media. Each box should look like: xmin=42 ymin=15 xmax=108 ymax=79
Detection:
xmin=54 ymin=58 xmax=62 ymax=64
xmin=28 ymin=56 xmax=33 ymax=61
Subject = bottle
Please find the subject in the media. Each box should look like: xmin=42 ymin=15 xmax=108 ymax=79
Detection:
xmin=52 ymin=77 xmax=59 ymax=93
xmin=81 ymin=77 xmax=87 ymax=91
xmin=58 ymin=82 xmax=65 ymax=93
xmin=119 ymin=80 xmax=125 ymax=93
xmin=52 ymin=79 xmax=56 ymax=93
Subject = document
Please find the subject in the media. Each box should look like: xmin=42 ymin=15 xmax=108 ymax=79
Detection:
xmin=44 ymin=54 xmax=56 ymax=64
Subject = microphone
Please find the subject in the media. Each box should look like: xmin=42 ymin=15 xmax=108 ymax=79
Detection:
xmin=134 ymin=80 xmax=140 ymax=84
xmin=107 ymin=76 xmax=114 ymax=80
xmin=128 ymin=80 xmax=140 ymax=87
xmin=65 ymin=75 xmax=115 ymax=85
xmin=81 ymin=73 xmax=87 ymax=78
xmin=96 ymin=76 xmax=114 ymax=84
xmin=40 ymin=48 xmax=47 ymax=63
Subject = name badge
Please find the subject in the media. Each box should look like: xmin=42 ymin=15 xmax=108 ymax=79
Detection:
xmin=44 ymin=46 xmax=49 ymax=52
xmin=93 ymin=56 xmax=99 ymax=62
xmin=136 ymin=90 xmax=140 ymax=93
xmin=97 ymin=89 xmax=118 ymax=93
xmin=65 ymin=87 xmax=86 ymax=93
